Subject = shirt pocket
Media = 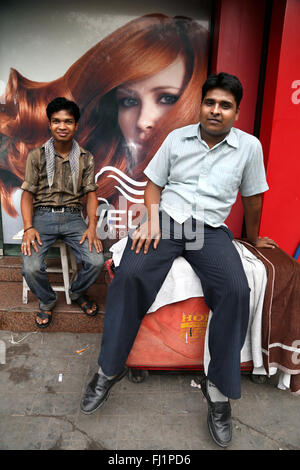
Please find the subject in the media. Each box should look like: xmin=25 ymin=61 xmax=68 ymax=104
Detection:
xmin=211 ymin=166 xmax=241 ymax=196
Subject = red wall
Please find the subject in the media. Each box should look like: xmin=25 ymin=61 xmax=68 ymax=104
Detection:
xmin=259 ymin=0 xmax=300 ymax=257
xmin=211 ymin=0 xmax=267 ymax=237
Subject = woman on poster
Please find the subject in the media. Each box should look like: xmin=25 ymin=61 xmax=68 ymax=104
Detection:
xmin=0 ymin=14 xmax=208 ymax=230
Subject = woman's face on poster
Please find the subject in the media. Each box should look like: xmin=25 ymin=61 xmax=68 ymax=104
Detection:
xmin=116 ymin=55 xmax=186 ymax=162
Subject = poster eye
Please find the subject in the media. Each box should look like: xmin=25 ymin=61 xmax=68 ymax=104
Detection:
xmin=159 ymin=94 xmax=180 ymax=105
xmin=118 ymin=97 xmax=138 ymax=108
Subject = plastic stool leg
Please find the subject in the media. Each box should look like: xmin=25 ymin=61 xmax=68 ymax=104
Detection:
xmin=22 ymin=278 xmax=28 ymax=304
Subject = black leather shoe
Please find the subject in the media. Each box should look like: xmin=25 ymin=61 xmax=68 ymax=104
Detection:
xmin=200 ymin=376 xmax=232 ymax=448
xmin=80 ymin=368 xmax=128 ymax=414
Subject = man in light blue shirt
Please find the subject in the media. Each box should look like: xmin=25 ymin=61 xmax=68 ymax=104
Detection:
xmin=144 ymin=122 xmax=269 ymax=228
xmin=81 ymin=73 xmax=277 ymax=448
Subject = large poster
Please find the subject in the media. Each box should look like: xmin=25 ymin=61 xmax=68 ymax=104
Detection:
xmin=0 ymin=1 xmax=211 ymax=247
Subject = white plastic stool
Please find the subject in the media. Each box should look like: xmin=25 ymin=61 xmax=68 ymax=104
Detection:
xmin=22 ymin=240 xmax=77 ymax=305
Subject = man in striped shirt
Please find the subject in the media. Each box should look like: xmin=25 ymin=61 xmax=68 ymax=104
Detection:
xmin=21 ymin=98 xmax=104 ymax=328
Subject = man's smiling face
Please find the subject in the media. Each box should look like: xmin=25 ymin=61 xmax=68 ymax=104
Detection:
xmin=49 ymin=110 xmax=78 ymax=143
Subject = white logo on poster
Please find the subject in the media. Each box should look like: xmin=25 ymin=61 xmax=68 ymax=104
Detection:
xmin=291 ymin=80 xmax=300 ymax=104
xmin=95 ymin=166 xmax=147 ymax=203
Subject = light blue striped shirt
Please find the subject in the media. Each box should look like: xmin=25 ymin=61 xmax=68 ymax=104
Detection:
xmin=144 ymin=123 xmax=269 ymax=227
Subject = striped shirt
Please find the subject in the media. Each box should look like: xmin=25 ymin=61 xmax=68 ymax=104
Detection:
xmin=144 ymin=123 xmax=269 ymax=227
xmin=21 ymin=145 xmax=98 ymax=208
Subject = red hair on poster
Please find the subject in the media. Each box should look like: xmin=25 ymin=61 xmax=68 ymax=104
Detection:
xmin=0 ymin=14 xmax=209 ymax=219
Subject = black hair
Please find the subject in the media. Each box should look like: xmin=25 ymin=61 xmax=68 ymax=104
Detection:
xmin=202 ymin=72 xmax=243 ymax=108
xmin=46 ymin=97 xmax=81 ymax=123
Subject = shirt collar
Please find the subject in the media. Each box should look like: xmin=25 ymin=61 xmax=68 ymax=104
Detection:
xmin=223 ymin=127 xmax=239 ymax=148
xmin=181 ymin=123 xmax=200 ymax=139
xmin=182 ymin=123 xmax=239 ymax=149
xmin=41 ymin=142 xmax=87 ymax=155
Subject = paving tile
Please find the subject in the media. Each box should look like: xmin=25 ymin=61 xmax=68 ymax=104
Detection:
xmin=229 ymin=424 xmax=281 ymax=450
xmin=189 ymin=437 xmax=221 ymax=450
xmin=0 ymin=359 xmax=47 ymax=393
xmin=95 ymin=439 xmax=117 ymax=451
xmin=0 ymin=415 xmax=49 ymax=450
xmin=52 ymin=393 xmax=82 ymax=416
xmin=0 ymin=439 xmax=24 ymax=450
xmin=62 ymin=437 xmax=88 ymax=450
xmin=68 ymin=426 xmax=107 ymax=450
xmin=41 ymin=438 xmax=72 ymax=450
xmin=66 ymin=353 xmax=93 ymax=374
xmin=42 ymin=416 xmax=75 ymax=444
xmin=5 ymin=332 xmax=43 ymax=356
xmin=137 ymin=433 xmax=194 ymax=450
xmin=135 ymin=439 xmax=164 ymax=450
xmin=161 ymin=391 xmax=202 ymax=415
xmin=19 ymin=416 xmax=51 ymax=450
xmin=76 ymin=412 xmax=119 ymax=445
xmin=117 ymin=413 xmax=163 ymax=442
xmin=159 ymin=372 xmax=187 ymax=392
xmin=31 ymin=393 xmax=58 ymax=415
xmin=38 ymin=332 xmax=82 ymax=354
xmin=91 ymin=391 xmax=162 ymax=417
xmin=112 ymin=372 xmax=161 ymax=395
xmin=0 ymin=392 xmax=35 ymax=415
xmin=0 ymin=416 xmax=26 ymax=441
xmin=117 ymin=439 xmax=141 ymax=450
xmin=39 ymin=372 xmax=85 ymax=394
xmin=161 ymin=413 xmax=208 ymax=443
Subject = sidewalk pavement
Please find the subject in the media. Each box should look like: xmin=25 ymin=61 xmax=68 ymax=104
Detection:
xmin=0 ymin=330 xmax=299 ymax=451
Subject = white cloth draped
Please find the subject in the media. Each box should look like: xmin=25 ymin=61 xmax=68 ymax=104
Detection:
xmin=110 ymin=237 xmax=290 ymax=389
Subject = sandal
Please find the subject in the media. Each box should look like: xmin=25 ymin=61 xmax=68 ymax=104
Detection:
xmin=75 ymin=294 xmax=99 ymax=317
xmin=35 ymin=310 xmax=52 ymax=329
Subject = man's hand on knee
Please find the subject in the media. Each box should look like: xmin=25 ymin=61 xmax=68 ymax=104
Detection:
xmin=21 ymin=228 xmax=42 ymax=256
xmin=80 ymin=228 xmax=103 ymax=253
xmin=131 ymin=220 xmax=161 ymax=254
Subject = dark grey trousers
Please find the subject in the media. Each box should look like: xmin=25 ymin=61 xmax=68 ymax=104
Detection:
xmin=99 ymin=216 xmax=250 ymax=399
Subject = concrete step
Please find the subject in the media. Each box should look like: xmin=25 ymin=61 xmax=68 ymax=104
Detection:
xmin=0 ymin=281 xmax=107 ymax=333
xmin=0 ymin=256 xmax=23 ymax=282
xmin=0 ymin=255 xmax=107 ymax=284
